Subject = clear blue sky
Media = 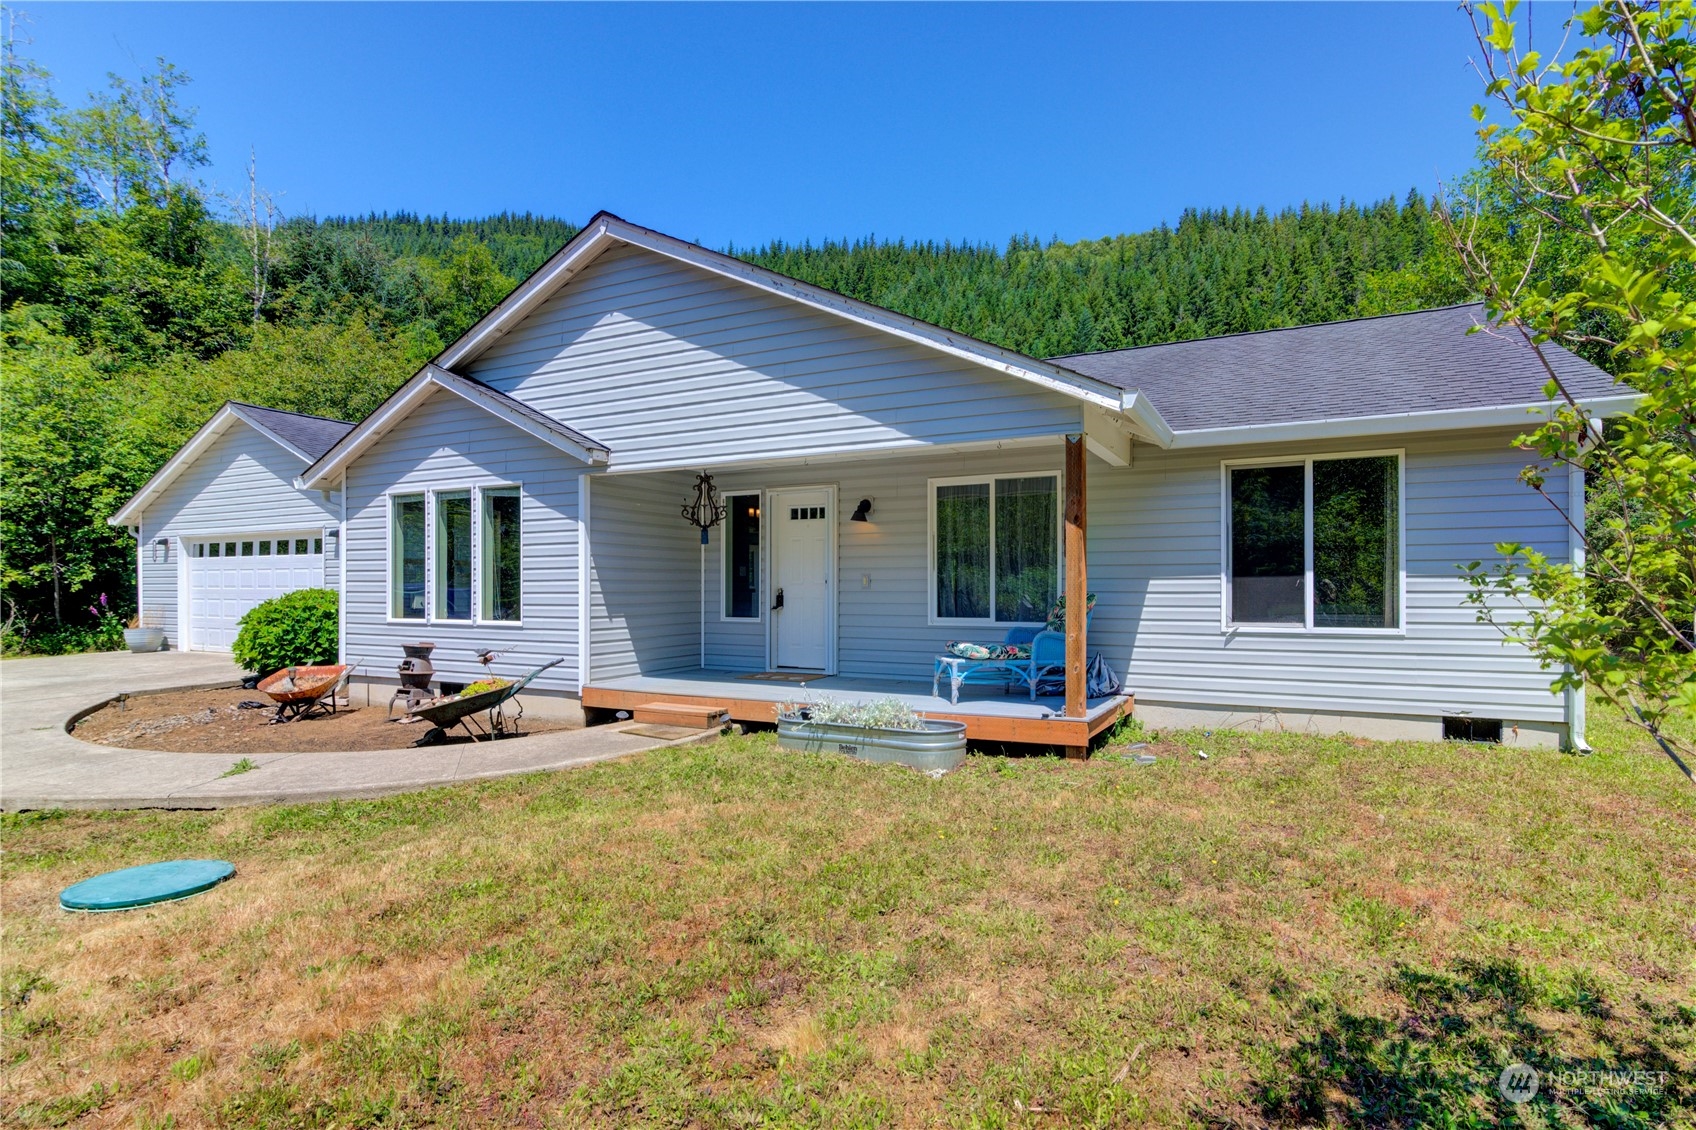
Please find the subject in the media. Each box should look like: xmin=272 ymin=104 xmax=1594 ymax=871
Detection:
xmin=18 ymin=2 xmax=1524 ymax=246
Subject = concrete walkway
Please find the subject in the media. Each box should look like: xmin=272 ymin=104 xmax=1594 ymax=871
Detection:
xmin=0 ymin=651 xmax=671 ymax=810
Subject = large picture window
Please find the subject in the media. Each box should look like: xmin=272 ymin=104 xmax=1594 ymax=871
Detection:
xmin=481 ymin=488 xmax=522 ymax=622
xmin=932 ymin=474 xmax=1058 ymax=623
xmin=391 ymin=494 xmax=426 ymax=620
xmin=390 ymin=486 xmax=524 ymax=623
xmin=1226 ymin=453 xmax=1401 ymax=631
xmin=723 ymin=493 xmax=760 ymax=619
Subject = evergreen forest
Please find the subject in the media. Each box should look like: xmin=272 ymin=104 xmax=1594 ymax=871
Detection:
xmin=2 ymin=44 xmax=1482 ymax=651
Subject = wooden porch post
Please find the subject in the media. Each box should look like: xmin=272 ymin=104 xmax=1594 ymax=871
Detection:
xmin=1063 ymin=434 xmax=1087 ymax=754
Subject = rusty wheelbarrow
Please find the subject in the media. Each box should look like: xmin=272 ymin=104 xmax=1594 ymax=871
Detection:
xmin=256 ymin=664 xmax=354 ymax=724
xmin=405 ymin=657 xmax=564 ymax=744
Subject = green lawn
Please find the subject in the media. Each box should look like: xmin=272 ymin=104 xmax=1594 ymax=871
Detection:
xmin=3 ymin=704 xmax=1692 ymax=1128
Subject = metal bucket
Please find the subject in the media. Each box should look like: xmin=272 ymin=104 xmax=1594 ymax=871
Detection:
xmin=777 ymin=713 xmax=967 ymax=774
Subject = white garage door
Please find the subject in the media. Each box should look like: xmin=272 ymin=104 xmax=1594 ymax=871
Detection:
xmin=186 ymin=534 xmax=325 ymax=652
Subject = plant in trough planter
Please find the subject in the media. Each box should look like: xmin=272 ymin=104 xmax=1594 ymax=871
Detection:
xmin=777 ymin=695 xmax=927 ymax=730
xmin=232 ymin=588 xmax=338 ymax=676
xmin=776 ymin=695 xmax=966 ymax=773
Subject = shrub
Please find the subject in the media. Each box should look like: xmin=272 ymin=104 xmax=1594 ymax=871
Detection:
xmin=232 ymin=589 xmax=338 ymax=675
xmin=1 ymin=595 xmax=128 ymax=656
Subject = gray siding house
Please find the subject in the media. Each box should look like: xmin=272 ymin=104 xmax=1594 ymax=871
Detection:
xmin=220 ymin=211 xmax=1629 ymax=750
xmin=110 ymin=403 xmax=353 ymax=652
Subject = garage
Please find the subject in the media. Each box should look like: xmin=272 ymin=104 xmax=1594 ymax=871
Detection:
xmin=186 ymin=533 xmax=325 ymax=651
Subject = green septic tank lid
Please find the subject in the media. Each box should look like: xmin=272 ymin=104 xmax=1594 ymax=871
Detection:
xmin=59 ymin=860 xmax=235 ymax=913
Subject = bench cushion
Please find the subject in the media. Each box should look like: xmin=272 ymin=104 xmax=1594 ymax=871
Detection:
xmin=945 ymin=641 xmax=1031 ymax=661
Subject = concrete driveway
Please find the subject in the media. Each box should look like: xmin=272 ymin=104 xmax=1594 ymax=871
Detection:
xmin=0 ymin=651 xmax=670 ymax=810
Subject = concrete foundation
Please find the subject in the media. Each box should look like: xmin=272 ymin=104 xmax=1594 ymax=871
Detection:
xmin=1133 ymin=700 xmax=1567 ymax=749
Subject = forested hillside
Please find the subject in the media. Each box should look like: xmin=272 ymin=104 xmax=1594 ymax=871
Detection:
xmin=0 ymin=45 xmax=1468 ymax=652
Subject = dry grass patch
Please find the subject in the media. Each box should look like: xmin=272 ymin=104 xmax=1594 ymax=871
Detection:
xmin=3 ymin=701 xmax=1693 ymax=1127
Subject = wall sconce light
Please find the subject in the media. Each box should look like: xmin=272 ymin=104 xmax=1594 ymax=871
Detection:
xmin=850 ymin=498 xmax=874 ymax=523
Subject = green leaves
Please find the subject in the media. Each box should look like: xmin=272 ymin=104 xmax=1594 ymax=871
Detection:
xmin=1454 ymin=0 xmax=1696 ymax=780
xmin=231 ymin=588 xmax=339 ymax=676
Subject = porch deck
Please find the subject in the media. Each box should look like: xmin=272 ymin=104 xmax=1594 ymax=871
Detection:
xmin=582 ymin=669 xmax=1131 ymax=753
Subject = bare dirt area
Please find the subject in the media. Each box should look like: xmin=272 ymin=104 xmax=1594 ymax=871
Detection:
xmin=71 ymin=685 xmax=571 ymax=753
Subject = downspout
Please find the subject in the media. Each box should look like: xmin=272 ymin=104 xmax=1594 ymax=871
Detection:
xmin=132 ymin=524 xmax=143 ymax=631
xmin=578 ymin=472 xmax=592 ymax=693
xmin=339 ymin=471 xmax=348 ymax=669
xmin=1564 ymin=454 xmax=1590 ymax=752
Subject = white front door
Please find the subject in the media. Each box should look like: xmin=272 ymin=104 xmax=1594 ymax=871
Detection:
xmin=770 ymin=488 xmax=832 ymax=670
xmin=186 ymin=533 xmax=325 ymax=651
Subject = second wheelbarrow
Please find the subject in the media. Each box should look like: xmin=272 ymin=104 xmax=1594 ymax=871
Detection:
xmin=404 ymin=657 xmax=565 ymax=744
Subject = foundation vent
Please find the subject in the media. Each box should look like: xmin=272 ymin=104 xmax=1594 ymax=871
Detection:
xmin=1442 ymin=716 xmax=1503 ymax=744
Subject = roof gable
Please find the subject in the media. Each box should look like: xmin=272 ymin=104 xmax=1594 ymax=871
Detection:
xmin=108 ymin=403 xmax=351 ymax=526
xmin=432 ymin=211 xmax=1174 ymax=447
xmin=297 ymin=365 xmax=608 ymax=488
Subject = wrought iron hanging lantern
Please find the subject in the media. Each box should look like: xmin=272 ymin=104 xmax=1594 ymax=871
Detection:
xmin=681 ymin=472 xmax=727 ymax=544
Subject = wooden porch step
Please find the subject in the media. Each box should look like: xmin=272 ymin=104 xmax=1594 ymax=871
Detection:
xmin=632 ymin=701 xmax=730 ymax=729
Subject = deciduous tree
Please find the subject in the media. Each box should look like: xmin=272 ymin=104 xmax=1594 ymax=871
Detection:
xmin=1454 ymin=0 xmax=1696 ymax=780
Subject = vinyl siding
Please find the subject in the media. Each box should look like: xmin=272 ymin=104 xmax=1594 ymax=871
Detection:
xmin=342 ymin=389 xmax=585 ymax=695
xmin=135 ymin=421 xmax=340 ymax=647
xmin=684 ymin=430 xmax=1570 ymax=723
xmin=1097 ymin=429 xmax=1570 ymax=722
xmin=701 ymin=447 xmax=1067 ymax=679
xmin=466 ymin=242 xmax=1084 ymax=470
xmin=586 ymin=470 xmax=699 ymax=681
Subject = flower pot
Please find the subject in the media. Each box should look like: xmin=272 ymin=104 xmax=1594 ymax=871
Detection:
xmin=123 ymin=627 xmax=165 ymax=654
xmin=777 ymin=713 xmax=967 ymax=774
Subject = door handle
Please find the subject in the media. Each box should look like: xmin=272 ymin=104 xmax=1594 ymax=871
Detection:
xmin=772 ymin=588 xmax=784 ymax=611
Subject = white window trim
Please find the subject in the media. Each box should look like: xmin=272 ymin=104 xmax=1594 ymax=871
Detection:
xmin=386 ymin=484 xmax=526 ymax=626
xmin=386 ymin=491 xmax=429 ymax=625
xmin=926 ymin=471 xmax=1063 ymax=629
xmin=1218 ymin=449 xmax=1407 ymax=637
xmin=716 ymin=485 xmax=765 ymax=624
xmin=476 ymin=483 xmax=525 ymax=627
xmin=433 ymin=488 xmax=475 ymax=624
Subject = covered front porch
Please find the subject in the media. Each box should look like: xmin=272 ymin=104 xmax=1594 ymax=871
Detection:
xmin=582 ymin=428 xmax=1133 ymax=756
xmin=582 ymin=668 xmax=1130 ymax=751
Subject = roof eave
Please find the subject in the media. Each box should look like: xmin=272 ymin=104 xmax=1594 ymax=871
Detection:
xmin=1163 ymin=392 xmax=1642 ymax=450
xmin=1118 ymin=389 xmax=1176 ymax=448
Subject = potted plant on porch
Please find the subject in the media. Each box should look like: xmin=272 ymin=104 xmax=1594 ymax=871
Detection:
xmin=776 ymin=695 xmax=967 ymax=774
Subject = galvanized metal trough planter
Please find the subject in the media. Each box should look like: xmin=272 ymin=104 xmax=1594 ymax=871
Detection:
xmin=776 ymin=712 xmax=967 ymax=775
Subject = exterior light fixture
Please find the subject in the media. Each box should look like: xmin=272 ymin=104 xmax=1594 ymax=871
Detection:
xmin=850 ymin=498 xmax=874 ymax=522
xmin=681 ymin=472 xmax=727 ymax=544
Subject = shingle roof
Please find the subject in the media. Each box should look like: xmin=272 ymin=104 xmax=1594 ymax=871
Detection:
xmin=1049 ymin=303 xmax=1621 ymax=433
xmin=232 ymin=403 xmax=356 ymax=460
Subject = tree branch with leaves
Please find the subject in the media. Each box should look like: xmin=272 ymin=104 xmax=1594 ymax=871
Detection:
xmin=1448 ymin=0 xmax=1695 ymax=780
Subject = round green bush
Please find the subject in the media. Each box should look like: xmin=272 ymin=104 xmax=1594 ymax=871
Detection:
xmin=232 ymin=588 xmax=338 ymax=675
